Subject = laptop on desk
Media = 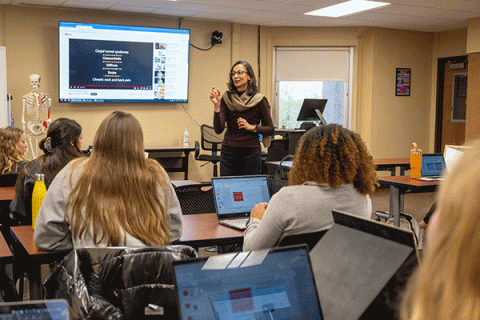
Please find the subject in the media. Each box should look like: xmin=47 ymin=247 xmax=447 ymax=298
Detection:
xmin=211 ymin=175 xmax=271 ymax=231
xmin=173 ymin=245 xmax=324 ymax=319
xmin=0 ymin=299 xmax=69 ymax=319
xmin=417 ymin=153 xmax=446 ymax=181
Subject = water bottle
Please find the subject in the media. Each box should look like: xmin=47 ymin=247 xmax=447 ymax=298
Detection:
xmin=183 ymin=129 xmax=189 ymax=147
xmin=32 ymin=174 xmax=47 ymax=229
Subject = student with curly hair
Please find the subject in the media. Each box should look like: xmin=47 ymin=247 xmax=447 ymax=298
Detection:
xmin=401 ymin=140 xmax=480 ymax=320
xmin=10 ymin=118 xmax=84 ymax=225
xmin=34 ymin=111 xmax=182 ymax=250
xmin=0 ymin=126 xmax=27 ymax=174
xmin=243 ymin=124 xmax=377 ymax=251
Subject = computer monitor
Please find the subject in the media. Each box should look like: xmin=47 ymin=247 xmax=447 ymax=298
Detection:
xmin=296 ymin=99 xmax=328 ymax=125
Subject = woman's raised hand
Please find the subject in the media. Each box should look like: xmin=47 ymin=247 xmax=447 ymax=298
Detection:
xmin=210 ymin=87 xmax=222 ymax=112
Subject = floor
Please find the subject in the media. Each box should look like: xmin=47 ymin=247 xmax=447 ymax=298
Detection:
xmin=371 ymin=185 xmax=436 ymax=223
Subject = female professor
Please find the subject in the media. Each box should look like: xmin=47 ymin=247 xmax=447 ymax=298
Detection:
xmin=210 ymin=60 xmax=274 ymax=176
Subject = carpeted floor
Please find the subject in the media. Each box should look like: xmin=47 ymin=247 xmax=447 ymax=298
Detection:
xmin=371 ymin=185 xmax=436 ymax=224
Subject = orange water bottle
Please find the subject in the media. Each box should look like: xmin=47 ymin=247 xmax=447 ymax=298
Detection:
xmin=32 ymin=173 xmax=47 ymax=229
xmin=410 ymin=143 xmax=422 ymax=179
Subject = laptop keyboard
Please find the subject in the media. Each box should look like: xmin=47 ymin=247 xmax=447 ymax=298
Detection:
xmin=226 ymin=219 xmax=248 ymax=229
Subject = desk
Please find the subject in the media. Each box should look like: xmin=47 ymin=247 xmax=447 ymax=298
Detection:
xmin=145 ymin=146 xmax=195 ymax=180
xmin=9 ymin=214 xmax=242 ymax=299
xmin=0 ymin=231 xmax=12 ymax=265
xmin=374 ymin=158 xmax=410 ymax=176
xmin=178 ymin=213 xmax=243 ymax=252
xmin=377 ymin=176 xmax=439 ymax=227
xmin=266 ymin=158 xmax=411 ymax=176
xmin=10 ymin=226 xmax=70 ymax=300
xmin=0 ymin=187 xmax=15 ymax=201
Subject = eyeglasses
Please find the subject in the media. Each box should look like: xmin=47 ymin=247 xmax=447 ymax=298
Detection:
xmin=230 ymin=70 xmax=248 ymax=77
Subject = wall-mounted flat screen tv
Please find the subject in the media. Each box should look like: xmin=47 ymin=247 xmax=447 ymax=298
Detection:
xmin=59 ymin=22 xmax=190 ymax=103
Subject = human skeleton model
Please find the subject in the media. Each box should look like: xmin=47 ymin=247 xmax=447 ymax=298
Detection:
xmin=22 ymin=74 xmax=51 ymax=158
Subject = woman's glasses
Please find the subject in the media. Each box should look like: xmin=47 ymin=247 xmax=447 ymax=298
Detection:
xmin=230 ymin=70 xmax=247 ymax=77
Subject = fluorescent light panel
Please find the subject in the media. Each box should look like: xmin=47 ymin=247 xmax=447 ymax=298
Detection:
xmin=305 ymin=0 xmax=390 ymax=17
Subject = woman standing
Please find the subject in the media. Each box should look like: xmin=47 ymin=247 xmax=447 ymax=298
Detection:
xmin=34 ymin=111 xmax=182 ymax=250
xmin=210 ymin=60 xmax=274 ymax=176
xmin=10 ymin=118 xmax=84 ymax=225
xmin=0 ymin=126 xmax=27 ymax=174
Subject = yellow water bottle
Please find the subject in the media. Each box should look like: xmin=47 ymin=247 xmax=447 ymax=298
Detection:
xmin=410 ymin=143 xmax=422 ymax=179
xmin=32 ymin=173 xmax=47 ymax=229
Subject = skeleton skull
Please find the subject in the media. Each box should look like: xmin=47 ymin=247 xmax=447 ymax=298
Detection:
xmin=29 ymin=74 xmax=41 ymax=89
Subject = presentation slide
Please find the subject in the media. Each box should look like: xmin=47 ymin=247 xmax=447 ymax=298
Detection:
xmin=59 ymin=21 xmax=190 ymax=103
xmin=69 ymin=39 xmax=153 ymax=90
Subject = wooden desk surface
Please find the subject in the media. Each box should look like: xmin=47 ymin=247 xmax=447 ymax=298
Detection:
xmin=10 ymin=226 xmax=70 ymax=262
xmin=145 ymin=146 xmax=195 ymax=153
xmin=373 ymin=158 xmax=410 ymax=165
xmin=0 ymin=231 xmax=12 ymax=264
xmin=0 ymin=187 xmax=15 ymax=201
xmin=377 ymin=176 xmax=439 ymax=191
xmin=180 ymin=213 xmax=243 ymax=242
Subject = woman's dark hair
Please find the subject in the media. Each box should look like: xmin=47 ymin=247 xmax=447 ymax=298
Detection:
xmin=227 ymin=60 xmax=259 ymax=96
xmin=29 ymin=118 xmax=83 ymax=186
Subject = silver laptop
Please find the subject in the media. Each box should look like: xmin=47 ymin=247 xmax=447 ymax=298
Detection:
xmin=417 ymin=153 xmax=446 ymax=181
xmin=211 ymin=175 xmax=271 ymax=230
xmin=0 ymin=299 xmax=69 ymax=319
xmin=173 ymin=244 xmax=324 ymax=319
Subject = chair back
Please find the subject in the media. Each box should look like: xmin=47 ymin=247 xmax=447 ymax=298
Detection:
xmin=0 ymin=173 xmax=19 ymax=188
xmin=44 ymin=246 xmax=197 ymax=320
xmin=277 ymin=229 xmax=328 ymax=251
xmin=174 ymin=182 xmax=215 ymax=215
xmin=200 ymin=124 xmax=223 ymax=154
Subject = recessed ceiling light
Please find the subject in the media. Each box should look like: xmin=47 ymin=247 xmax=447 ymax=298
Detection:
xmin=305 ymin=0 xmax=390 ymax=18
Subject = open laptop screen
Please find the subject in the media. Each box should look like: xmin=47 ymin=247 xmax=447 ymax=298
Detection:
xmin=173 ymin=245 xmax=323 ymax=319
xmin=0 ymin=299 xmax=69 ymax=319
xmin=211 ymin=175 xmax=270 ymax=218
xmin=421 ymin=153 xmax=446 ymax=176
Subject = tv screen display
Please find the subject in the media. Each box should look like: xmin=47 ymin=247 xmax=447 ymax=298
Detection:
xmin=59 ymin=21 xmax=190 ymax=103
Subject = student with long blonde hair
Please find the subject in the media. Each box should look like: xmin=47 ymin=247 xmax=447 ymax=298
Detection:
xmin=34 ymin=111 xmax=182 ymax=250
xmin=401 ymin=140 xmax=480 ymax=320
xmin=0 ymin=126 xmax=27 ymax=174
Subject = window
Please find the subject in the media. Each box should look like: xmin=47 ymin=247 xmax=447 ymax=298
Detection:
xmin=274 ymin=47 xmax=353 ymax=129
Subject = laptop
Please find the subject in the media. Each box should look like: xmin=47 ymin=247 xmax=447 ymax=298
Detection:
xmin=211 ymin=175 xmax=271 ymax=230
xmin=0 ymin=299 xmax=69 ymax=319
xmin=444 ymin=144 xmax=470 ymax=171
xmin=309 ymin=210 xmax=417 ymax=320
xmin=417 ymin=153 xmax=446 ymax=181
xmin=173 ymin=244 xmax=324 ymax=319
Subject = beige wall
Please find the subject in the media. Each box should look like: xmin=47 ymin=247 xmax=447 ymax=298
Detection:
xmin=0 ymin=4 xmax=471 ymax=181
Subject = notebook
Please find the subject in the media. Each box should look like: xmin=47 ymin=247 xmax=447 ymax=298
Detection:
xmin=211 ymin=175 xmax=271 ymax=230
xmin=0 ymin=299 xmax=69 ymax=319
xmin=173 ymin=244 xmax=324 ymax=320
xmin=417 ymin=153 xmax=446 ymax=181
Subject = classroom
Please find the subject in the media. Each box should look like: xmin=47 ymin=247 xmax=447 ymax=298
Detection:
xmin=1 ymin=1 xmax=480 ymax=318
xmin=1 ymin=2 xmax=479 ymax=182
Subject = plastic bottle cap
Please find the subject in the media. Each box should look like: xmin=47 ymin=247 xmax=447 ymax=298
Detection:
xmin=35 ymin=173 xmax=45 ymax=181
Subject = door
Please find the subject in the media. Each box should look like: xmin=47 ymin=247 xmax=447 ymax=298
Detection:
xmin=435 ymin=56 xmax=468 ymax=152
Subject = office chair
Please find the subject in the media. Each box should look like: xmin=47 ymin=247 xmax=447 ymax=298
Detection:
xmin=277 ymin=229 xmax=328 ymax=251
xmin=0 ymin=173 xmax=18 ymax=188
xmin=174 ymin=183 xmax=216 ymax=215
xmin=194 ymin=124 xmax=223 ymax=177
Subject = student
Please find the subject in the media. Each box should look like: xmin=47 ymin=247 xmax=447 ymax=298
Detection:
xmin=0 ymin=126 xmax=27 ymax=174
xmin=401 ymin=140 xmax=480 ymax=320
xmin=34 ymin=111 xmax=182 ymax=250
xmin=243 ymin=124 xmax=377 ymax=251
xmin=210 ymin=60 xmax=274 ymax=176
xmin=10 ymin=118 xmax=84 ymax=225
